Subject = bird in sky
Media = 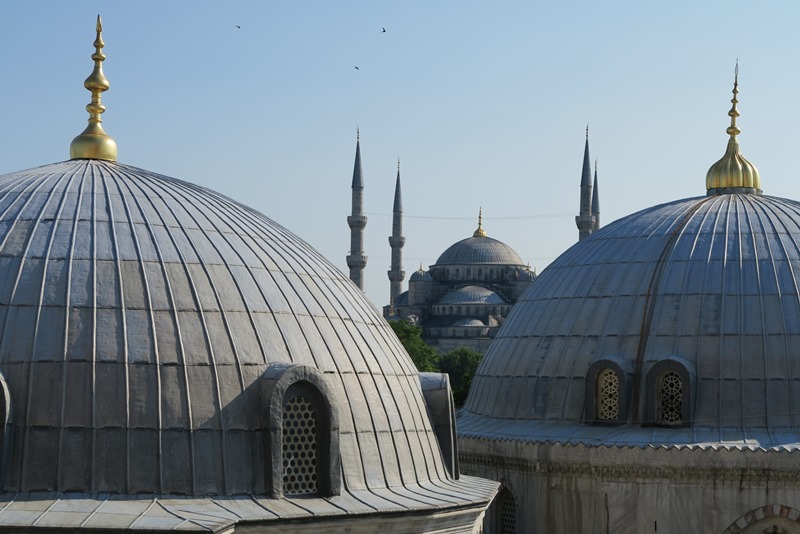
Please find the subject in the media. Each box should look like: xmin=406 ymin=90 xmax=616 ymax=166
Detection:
xmin=382 ymin=27 xmax=386 ymax=32
xmin=354 ymin=66 xmax=359 ymax=70
xmin=235 ymin=25 xmax=241 ymax=29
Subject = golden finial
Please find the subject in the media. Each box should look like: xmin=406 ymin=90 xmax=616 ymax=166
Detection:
xmin=473 ymin=207 xmax=487 ymax=237
xmin=70 ymin=15 xmax=118 ymax=162
xmin=705 ymin=61 xmax=761 ymax=193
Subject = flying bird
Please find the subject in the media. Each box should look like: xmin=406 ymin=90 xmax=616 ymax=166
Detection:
xmin=354 ymin=66 xmax=359 ymax=70
xmin=235 ymin=25 xmax=241 ymax=29
xmin=382 ymin=27 xmax=386 ymax=32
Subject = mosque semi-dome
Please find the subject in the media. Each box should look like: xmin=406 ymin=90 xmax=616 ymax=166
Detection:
xmin=0 ymin=17 xmax=497 ymax=533
xmin=438 ymin=286 xmax=506 ymax=306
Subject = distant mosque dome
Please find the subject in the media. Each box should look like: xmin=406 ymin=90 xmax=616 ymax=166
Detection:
xmin=435 ymin=236 xmax=524 ymax=266
xmin=439 ymin=286 xmax=506 ymax=306
xmin=0 ymin=17 xmax=495 ymax=532
xmin=459 ymin=67 xmax=800 ymax=534
xmin=410 ymin=266 xmax=432 ymax=281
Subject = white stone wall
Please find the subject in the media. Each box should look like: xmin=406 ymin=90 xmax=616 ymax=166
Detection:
xmin=460 ymin=437 xmax=800 ymax=534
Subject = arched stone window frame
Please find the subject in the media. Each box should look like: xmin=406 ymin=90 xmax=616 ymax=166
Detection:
xmin=585 ymin=356 xmax=630 ymax=424
xmin=0 ymin=370 xmax=10 ymax=487
xmin=260 ymin=363 xmax=341 ymax=498
xmin=644 ymin=356 xmax=695 ymax=427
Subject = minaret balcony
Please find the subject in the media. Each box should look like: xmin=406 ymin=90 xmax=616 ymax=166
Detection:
xmin=347 ymin=254 xmax=368 ymax=267
xmin=347 ymin=215 xmax=367 ymax=228
xmin=389 ymin=236 xmax=406 ymax=247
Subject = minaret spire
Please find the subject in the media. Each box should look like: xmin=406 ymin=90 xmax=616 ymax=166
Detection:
xmin=592 ymin=159 xmax=600 ymax=231
xmin=70 ymin=15 xmax=118 ymax=162
xmin=575 ymin=126 xmax=595 ymax=241
xmin=388 ymin=158 xmax=405 ymax=305
xmin=347 ymin=130 xmax=368 ymax=290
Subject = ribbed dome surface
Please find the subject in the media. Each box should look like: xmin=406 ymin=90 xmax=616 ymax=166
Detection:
xmin=435 ymin=236 xmax=524 ymax=266
xmin=439 ymin=285 xmax=506 ymax=305
xmin=0 ymin=159 xmax=448 ymax=495
xmin=464 ymin=193 xmax=800 ymax=440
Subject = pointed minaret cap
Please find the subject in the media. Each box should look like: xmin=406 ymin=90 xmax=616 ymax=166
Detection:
xmin=705 ymin=62 xmax=761 ymax=194
xmin=70 ymin=16 xmax=117 ymax=162
xmin=473 ymin=208 xmax=487 ymax=237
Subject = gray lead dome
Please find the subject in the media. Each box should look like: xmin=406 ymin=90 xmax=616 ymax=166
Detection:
xmin=464 ymin=192 xmax=800 ymax=446
xmin=0 ymin=159 xmax=450 ymax=494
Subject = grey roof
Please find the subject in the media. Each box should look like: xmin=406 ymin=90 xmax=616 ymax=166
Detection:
xmin=0 ymin=159 xmax=481 ymax=502
xmin=438 ymin=286 xmax=506 ymax=306
xmin=0 ymin=477 xmax=497 ymax=532
xmin=462 ymin=193 xmax=800 ymax=445
xmin=435 ymin=236 xmax=524 ymax=266
xmin=580 ymin=136 xmax=592 ymax=187
xmin=351 ymin=138 xmax=363 ymax=189
xmin=392 ymin=290 xmax=409 ymax=306
xmin=393 ymin=169 xmax=402 ymax=212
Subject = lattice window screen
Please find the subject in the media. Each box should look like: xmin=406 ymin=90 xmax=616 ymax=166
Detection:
xmin=498 ymin=489 xmax=516 ymax=534
xmin=597 ymin=369 xmax=620 ymax=420
xmin=659 ymin=371 xmax=683 ymax=424
xmin=282 ymin=394 xmax=319 ymax=495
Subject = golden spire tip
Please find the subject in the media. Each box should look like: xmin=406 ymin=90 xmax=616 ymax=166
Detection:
xmin=70 ymin=15 xmax=117 ymax=161
xmin=473 ymin=207 xmax=487 ymax=237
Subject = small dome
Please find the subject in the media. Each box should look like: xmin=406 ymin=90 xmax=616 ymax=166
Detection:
xmin=438 ymin=285 xmax=506 ymax=305
xmin=410 ymin=268 xmax=432 ymax=282
xmin=518 ymin=269 xmax=536 ymax=281
xmin=452 ymin=317 xmax=485 ymax=327
xmin=435 ymin=236 xmax=524 ymax=266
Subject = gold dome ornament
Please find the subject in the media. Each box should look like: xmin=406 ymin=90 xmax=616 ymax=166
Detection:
xmin=473 ymin=208 xmax=487 ymax=237
xmin=706 ymin=63 xmax=761 ymax=194
xmin=70 ymin=15 xmax=118 ymax=162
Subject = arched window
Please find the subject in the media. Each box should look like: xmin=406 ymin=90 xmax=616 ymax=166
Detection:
xmin=478 ymin=268 xmax=483 ymax=279
xmin=260 ymin=364 xmax=340 ymax=498
xmin=657 ymin=371 xmax=683 ymax=425
xmin=455 ymin=268 xmax=460 ymax=279
xmin=596 ymin=369 xmax=619 ymax=421
xmin=466 ymin=268 xmax=471 ymax=278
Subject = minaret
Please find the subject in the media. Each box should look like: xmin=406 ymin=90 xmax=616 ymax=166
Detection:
xmin=592 ymin=159 xmax=600 ymax=232
xmin=575 ymin=126 xmax=595 ymax=240
xmin=347 ymin=129 xmax=368 ymax=290
xmin=388 ymin=159 xmax=405 ymax=304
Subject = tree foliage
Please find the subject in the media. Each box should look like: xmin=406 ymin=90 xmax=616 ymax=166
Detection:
xmin=388 ymin=320 xmax=483 ymax=407
xmin=437 ymin=347 xmax=483 ymax=407
xmin=388 ymin=320 xmax=438 ymax=372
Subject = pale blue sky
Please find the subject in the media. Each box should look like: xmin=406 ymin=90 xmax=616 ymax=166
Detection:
xmin=1 ymin=1 xmax=798 ymax=305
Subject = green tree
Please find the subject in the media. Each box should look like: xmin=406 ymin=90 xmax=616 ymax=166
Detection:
xmin=437 ymin=347 xmax=483 ymax=407
xmin=388 ymin=320 xmax=438 ymax=372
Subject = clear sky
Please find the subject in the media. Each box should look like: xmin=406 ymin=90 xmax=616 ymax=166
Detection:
xmin=1 ymin=1 xmax=799 ymax=306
